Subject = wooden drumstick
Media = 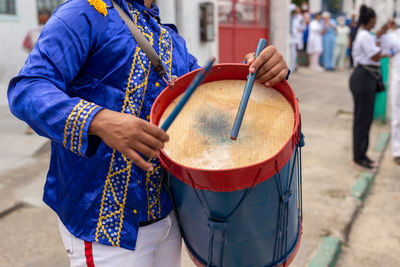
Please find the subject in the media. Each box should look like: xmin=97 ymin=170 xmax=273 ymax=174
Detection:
xmin=161 ymin=57 xmax=216 ymax=132
xmin=230 ymin=38 xmax=267 ymax=140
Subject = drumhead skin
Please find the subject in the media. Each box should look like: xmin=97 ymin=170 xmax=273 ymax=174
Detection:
xmin=151 ymin=64 xmax=301 ymax=192
xmin=160 ymin=80 xmax=294 ymax=170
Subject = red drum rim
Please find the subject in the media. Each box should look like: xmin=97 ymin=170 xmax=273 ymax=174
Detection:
xmin=151 ymin=64 xmax=301 ymax=192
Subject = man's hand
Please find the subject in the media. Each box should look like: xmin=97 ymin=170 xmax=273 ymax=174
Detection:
xmin=245 ymin=45 xmax=289 ymax=87
xmin=89 ymin=109 xmax=169 ymax=172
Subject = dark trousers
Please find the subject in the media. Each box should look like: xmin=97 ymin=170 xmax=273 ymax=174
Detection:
xmin=349 ymin=66 xmax=377 ymax=161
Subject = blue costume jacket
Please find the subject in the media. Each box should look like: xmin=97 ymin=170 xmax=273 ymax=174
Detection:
xmin=8 ymin=0 xmax=199 ymax=250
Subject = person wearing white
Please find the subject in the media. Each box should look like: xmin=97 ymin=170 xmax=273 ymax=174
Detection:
xmin=290 ymin=6 xmax=306 ymax=72
xmin=307 ymin=13 xmax=325 ymax=72
xmin=381 ymin=25 xmax=400 ymax=164
xmin=349 ymin=5 xmax=388 ymax=170
xmin=334 ymin=16 xmax=350 ymax=70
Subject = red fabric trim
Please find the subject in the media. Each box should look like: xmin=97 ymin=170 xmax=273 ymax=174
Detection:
xmin=84 ymin=241 xmax=95 ymax=267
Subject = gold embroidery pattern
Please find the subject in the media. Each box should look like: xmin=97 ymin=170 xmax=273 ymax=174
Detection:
xmin=95 ymin=7 xmax=153 ymax=246
xmin=159 ymin=26 xmax=173 ymax=79
xmin=63 ymin=100 xmax=100 ymax=155
xmin=146 ymin=162 xmax=163 ymax=220
xmin=95 ymin=5 xmax=174 ymax=246
xmin=88 ymin=0 xmax=108 ymax=16
xmin=145 ymin=23 xmax=173 ymax=220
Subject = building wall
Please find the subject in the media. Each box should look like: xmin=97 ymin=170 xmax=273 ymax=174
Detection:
xmin=156 ymin=0 xmax=177 ymax=25
xmin=343 ymin=0 xmax=399 ymax=25
xmin=270 ymin=0 xmax=291 ymax=66
xmin=352 ymin=0 xmax=395 ymax=28
xmin=342 ymin=0 xmax=354 ymax=16
xmin=309 ymin=0 xmax=322 ymax=13
xmin=176 ymin=0 xmax=219 ymax=64
xmin=0 ymin=0 xmax=38 ymax=84
xmin=159 ymin=0 xmax=219 ymax=65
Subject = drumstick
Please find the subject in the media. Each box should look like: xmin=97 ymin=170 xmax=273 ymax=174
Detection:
xmin=161 ymin=57 xmax=216 ymax=131
xmin=230 ymin=38 xmax=268 ymax=140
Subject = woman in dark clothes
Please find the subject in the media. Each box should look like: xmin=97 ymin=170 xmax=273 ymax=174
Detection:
xmin=350 ymin=5 xmax=388 ymax=169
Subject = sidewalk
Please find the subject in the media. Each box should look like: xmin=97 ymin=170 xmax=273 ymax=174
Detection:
xmin=288 ymin=67 xmax=388 ymax=267
xmin=0 ymin=68 xmax=393 ymax=266
xmin=0 ymin=83 xmax=48 ymax=216
xmin=336 ymin=147 xmax=400 ymax=266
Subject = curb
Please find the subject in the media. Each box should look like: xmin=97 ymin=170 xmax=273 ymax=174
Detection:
xmin=307 ymin=237 xmax=341 ymax=267
xmin=306 ymin=131 xmax=390 ymax=267
xmin=33 ymin=140 xmax=51 ymax=157
xmin=351 ymin=172 xmax=375 ymax=201
xmin=374 ymin=132 xmax=390 ymax=152
xmin=0 ymin=202 xmax=24 ymax=219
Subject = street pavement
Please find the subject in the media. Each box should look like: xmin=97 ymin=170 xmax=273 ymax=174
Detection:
xmin=0 ymin=66 xmax=398 ymax=267
xmin=336 ymin=147 xmax=400 ymax=266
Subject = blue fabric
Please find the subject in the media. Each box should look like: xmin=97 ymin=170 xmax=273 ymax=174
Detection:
xmin=303 ymin=25 xmax=309 ymax=44
xmin=322 ymin=19 xmax=336 ymax=69
xmin=8 ymin=0 xmax=200 ymax=250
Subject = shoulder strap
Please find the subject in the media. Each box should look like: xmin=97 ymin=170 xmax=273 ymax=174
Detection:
xmin=111 ymin=0 xmax=172 ymax=84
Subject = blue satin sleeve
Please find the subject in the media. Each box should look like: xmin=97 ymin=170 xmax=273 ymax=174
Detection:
xmin=188 ymin=52 xmax=201 ymax=71
xmin=8 ymin=12 xmax=103 ymax=156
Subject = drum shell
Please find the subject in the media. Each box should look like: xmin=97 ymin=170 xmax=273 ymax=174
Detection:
xmin=167 ymin=148 xmax=301 ymax=267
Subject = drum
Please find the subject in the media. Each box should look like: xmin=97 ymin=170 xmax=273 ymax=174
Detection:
xmin=151 ymin=64 xmax=304 ymax=267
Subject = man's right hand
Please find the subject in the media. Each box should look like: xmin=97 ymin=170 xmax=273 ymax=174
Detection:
xmin=89 ymin=109 xmax=169 ymax=172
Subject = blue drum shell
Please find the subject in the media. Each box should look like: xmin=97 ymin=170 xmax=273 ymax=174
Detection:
xmin=167 ymin=148 xmax=302 ymax=267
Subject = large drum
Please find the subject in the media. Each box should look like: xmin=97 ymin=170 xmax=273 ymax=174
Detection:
xmin=151 ymin=64 xmax=304 ymax=267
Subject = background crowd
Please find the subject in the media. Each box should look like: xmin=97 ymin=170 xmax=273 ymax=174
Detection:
xmin=290 ymin=2 xmax=400 ymax=169
xmin=290 ymin=2 xmax=398 ymax=73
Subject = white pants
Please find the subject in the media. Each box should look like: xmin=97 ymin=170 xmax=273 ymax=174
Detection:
xmin=334 ymin=43 xmax=347 ymax=69
xmin=309 ymin=52 xmax=322 ymax=71
xmin=391 ymin=75 xmax=400 ymax=157
xmin=58 ymin=212 xmax=182 ymax=267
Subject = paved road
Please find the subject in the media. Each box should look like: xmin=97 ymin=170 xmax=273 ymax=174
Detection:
xmin=0 ymin=67 xmax=397 ymax=266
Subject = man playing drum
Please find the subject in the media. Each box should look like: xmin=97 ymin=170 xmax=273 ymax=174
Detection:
xmin=8 ymin=0 xmax=289 ymax=266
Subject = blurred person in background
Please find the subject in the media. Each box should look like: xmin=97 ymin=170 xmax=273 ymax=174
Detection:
xmin=321 ymin=11 xmax=336 ymax=71
xmin=307 ymin=12 xmax=325 ymax=72
xmin=334 ymin=16 xmax=350 ymax=70
xmin=349 ymin=5 xmax=389 ymax=169
xmin=290 ymin=5 xmax=306 ymax=72
xmin=22 ymin=9 xmax=51 ymax=135
xmin=23 ymin=9 xmax=51 ymax=53
xmin=300 ymin=12 xmax=310 ymax=66
xmin=381 ymin=20 xmax=400 ymax=165
xmin=300 ymin=1 xmax=309 ymax=13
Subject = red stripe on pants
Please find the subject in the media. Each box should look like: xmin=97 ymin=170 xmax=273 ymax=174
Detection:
xmin=84 ymin=241 xmax=95 ymax=267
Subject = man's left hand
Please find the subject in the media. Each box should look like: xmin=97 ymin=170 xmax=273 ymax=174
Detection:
xmin=245 ymin=45 xmax=289 ymax=87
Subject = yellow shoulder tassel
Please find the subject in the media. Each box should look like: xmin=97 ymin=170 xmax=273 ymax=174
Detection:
xmin=88 ymin=0 xmax=108 ymax=16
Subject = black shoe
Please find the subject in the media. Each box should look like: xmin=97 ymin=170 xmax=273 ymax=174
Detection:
xmin=365 ymin=157 xmax=378 ymax=167
xmin=354 ymin=159 xmax=375 ymax=170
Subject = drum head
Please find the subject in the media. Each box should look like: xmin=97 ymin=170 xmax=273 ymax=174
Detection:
xmin=160 ymin=80 xmax=294 ymax=170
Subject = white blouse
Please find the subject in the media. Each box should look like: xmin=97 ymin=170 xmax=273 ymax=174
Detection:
xmin=307 ymin=20 xmax=323 ymax=54
xmin=352 ymin=28 xmax=381 ymax=67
